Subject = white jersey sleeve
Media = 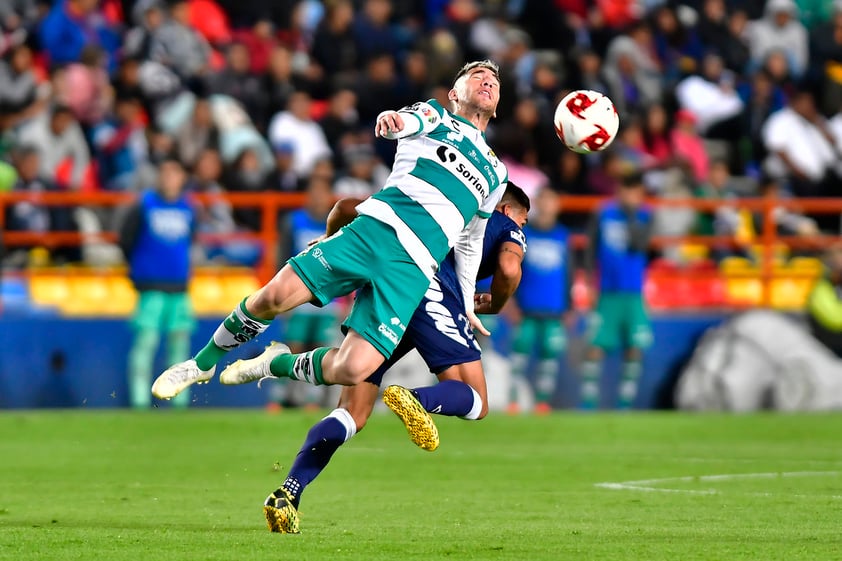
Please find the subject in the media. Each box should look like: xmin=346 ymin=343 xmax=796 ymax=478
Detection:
xmin=377 ymin=101 xmax=442 ymax=140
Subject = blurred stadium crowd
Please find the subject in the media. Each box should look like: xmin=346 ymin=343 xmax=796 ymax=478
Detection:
xmin=3 ymin=0 xmax=842 ymax=267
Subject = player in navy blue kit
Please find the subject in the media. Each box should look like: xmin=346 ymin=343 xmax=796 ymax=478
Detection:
xmin=265 ymin=183 xmax=530 ymax=532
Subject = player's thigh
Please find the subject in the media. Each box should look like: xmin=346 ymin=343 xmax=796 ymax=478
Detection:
xmin=589 ymin=294 xmax=621 ymax=352
xmin=286 ymin=222 xmax=377 ymax=307
xmin=331 ymin=327 xmax=389 ymax=383
xmin=161 ymin=292 xmax=196 ymax=334
xmin=623 ymin=294 xmax=654 ymax=351
xmin=512 ymin=316 xmax=538 ymax=354
xmin=538 ymin=318 xmax=567 ymax=359
xmin=364 ymin=334 xmax=416 ymax=387
xmin=343 ymin=259 xmax=430 ymax=361
xmin=335 ymin=381 xmax=380 ymax=432
xmin=131 ymin=290 xmax=167 ymax=332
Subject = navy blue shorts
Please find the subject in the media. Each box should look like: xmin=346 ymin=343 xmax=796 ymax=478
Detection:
xmin=366 ymin=276 xmax=481 ymax=386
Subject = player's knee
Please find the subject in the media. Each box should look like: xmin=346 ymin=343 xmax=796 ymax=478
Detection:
xmin=251 ymin=280 xmax=287 ymax=315
xmin=333 ymin=354 xmax=380 ymax=385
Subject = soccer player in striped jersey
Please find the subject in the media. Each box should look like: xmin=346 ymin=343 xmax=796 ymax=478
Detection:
xmin=151 ymin=60 xmax=508 ymax=529
xmin=255 ymin=183 xmax=528 ymax=534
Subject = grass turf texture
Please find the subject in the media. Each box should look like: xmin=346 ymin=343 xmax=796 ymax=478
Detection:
xmin=1 ymin=411 xmax=842 ymax=561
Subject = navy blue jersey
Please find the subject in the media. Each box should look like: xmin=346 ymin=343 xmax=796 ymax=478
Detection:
xmin=437 ymin=210 xmax=526 ymax=303
xmin=366 ymin=210 xmax=526 ymax=384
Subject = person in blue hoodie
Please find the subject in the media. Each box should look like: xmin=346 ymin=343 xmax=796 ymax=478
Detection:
xmin=119 ymin=156 xmax=196 ymax=408
xmin=582 ymin=171 xmax=653 ymax=410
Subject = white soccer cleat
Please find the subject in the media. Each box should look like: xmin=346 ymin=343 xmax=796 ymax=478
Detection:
xmin=151 ymin=359 xmax=215 ymax=400
xmin=219 ymin=342 xmax=291 ymax=386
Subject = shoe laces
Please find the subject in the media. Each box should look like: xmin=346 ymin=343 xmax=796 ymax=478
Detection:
xmin=256 ymin=375 xmax=275 ymax=389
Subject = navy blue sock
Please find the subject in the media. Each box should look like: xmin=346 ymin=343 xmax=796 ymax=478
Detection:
xmin=412 ymin=380 xmax=475 ymax=417
xmin=282 ymin=416 xmax=348 ymax=507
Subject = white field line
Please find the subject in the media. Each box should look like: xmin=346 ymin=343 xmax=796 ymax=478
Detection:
xmin=595 ymin=470 xmax=841 ymax=496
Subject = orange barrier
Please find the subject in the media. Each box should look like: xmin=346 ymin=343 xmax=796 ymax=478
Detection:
xmin=1 ymin=191 xmax=839 ymax=310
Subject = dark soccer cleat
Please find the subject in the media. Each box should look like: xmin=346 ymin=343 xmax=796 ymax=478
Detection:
xmin=263 ymin=487 xmax=300 ymax=534
xmin=383 ymin=385 xmax=440 ymax=451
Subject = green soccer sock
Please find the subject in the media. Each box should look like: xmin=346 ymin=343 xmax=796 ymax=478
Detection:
xmin=619 ymin=360 xmax=642 ymax=409
xmin=535 ymin=358 xmax=558 ymax=404
xmin=580 ymin=360 xmax=601 ymax=410
xmin=271 ymin=347 xmax=331 ymax=386
xmin=194 ymin=298 xmax=272 ymax=371
xmin=127 ymin=329 xmax=160 ymax=409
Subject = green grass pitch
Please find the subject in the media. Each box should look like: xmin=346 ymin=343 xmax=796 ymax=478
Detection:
xmin=2 ymin=410 xmax=842 ymax=561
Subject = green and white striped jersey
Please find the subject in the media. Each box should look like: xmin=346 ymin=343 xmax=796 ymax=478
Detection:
xmin=357 ymin=99 xmax=508 ymax=278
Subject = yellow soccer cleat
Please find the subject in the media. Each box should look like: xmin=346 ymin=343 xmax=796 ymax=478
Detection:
xmin=263 ymin=488 xmax=300 ymax=534
xmin=383 ymin=385 xmax=440 ymax=452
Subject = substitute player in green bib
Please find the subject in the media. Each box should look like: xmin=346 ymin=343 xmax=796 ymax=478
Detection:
xmin=151 ymin=60 xmax=508 ymax=528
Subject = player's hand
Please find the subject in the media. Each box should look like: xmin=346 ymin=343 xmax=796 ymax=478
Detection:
xmin=307 ymin=234 xmax=326 ymax=248
xmin=375 ymin=111 xmax=404 ymax=138
xmin=467 ymin=310 xmax=491 ymax=337
xmin=473 ymin=293 xmax=494 ymax=315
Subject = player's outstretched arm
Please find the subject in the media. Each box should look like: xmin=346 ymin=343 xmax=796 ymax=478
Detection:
xmin=475 ymin=241 xmax=524 ymax=315
xmin=374 ymin=101 xmax=442 ymax=139
xmin=455 ymin=215 xmax=491 ymax=335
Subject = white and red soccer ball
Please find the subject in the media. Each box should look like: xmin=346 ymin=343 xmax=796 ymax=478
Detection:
xmin=553 ymin=90 xmax=620 ymax=154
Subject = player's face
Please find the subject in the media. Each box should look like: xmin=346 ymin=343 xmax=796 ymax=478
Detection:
xmin=451 ymin=68 xmax=500 ymax=116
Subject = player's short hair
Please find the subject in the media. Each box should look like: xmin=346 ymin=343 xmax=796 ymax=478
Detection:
xmin=452 ymin=59 xmax=500 ymax=86
xmin=501 ymin=181 xmax=531 ymax=212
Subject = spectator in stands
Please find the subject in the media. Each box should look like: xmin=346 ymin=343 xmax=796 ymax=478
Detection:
xmin=173 ymin=96 xmax=220 ymax=171
xmin=0 ymin=42 xmax=43 ymax=131
xmin=809 ymin=2 xmax=842 ymax=116
xmin=675 ymin=52 xmax=744 ymax=143
xmin=91 ymin=94 xmax=147 ymax=191
xmin=272 ymin=171 xmax=340 ymax=410
xmin=352 ymin=0 xmax=401 ymax=62
xmin=569 ymin=48 xmax=610 ymax=94
xmin=738 ymin=68 xmax=787 ymax=172
xmin=222 ymin=146 xmax=267 ymax=231
xmin=61 ymin=45 xmax=112 ymax=127
xmin=38 ymin=0 xmax=120 ymax=71
xmin=124 ymin=0 xmax=165 ymax=60
xmin=582 ymin=172 xmax=653 ymax=410
xmin=318 ymin=87 xmax=359 ymax=168
xmin=508 ymin=187 xmax=572 ymax=415
xmin=208 ymin=42 xmax=265 ymax=128
xmin=263 ymin=141 xmax=302 ymax=192
xmin=311 ymin=0 xmax=358 ymax=82
xmin=262 ymin=45 xmax=304 ymax=125
xmin=806 ymin=245 xmax=842 ymax=358
xmin=231 ymin=19 xmax=277 ymax=75
xmin=267 ymin=90 xmax=332 ymax=178
xmin=0 ymin=0 xmax=39 ymax=35
xmin=4 ymin=145 xmax=78 ymax=264
xmin=355 ymin=52 xmax=403 ymax=125
xmin=746 ymin=0 xmax=809 ymax=78
xmin=16 ymin=103 xmax=90 ymax=191
xmin=670 ymin=109 xmax=710 ymax=184
xmin=334 ymin=143 xmax=388 ymax=198
xmin=602 ymin=21 xmax=663 ymax=120
xmin=696 ymin=0 xmax=750 ymax=72
xmin=649 ymin=4 xmax=704 ymax=84
xmin=119 ymin=156 xmax=196 ymax=409
xmin=641 ymin=103 xmax=672 ymax=168
xmin=150 ymin=0 xmax=212 ymax=89
xmin=753 ymin=175 xmax=819 ymax=236
xmin=693 ymin=159 xmax=744 ymax=260
xmin=762 ymin=88 xmax=842 ymax=197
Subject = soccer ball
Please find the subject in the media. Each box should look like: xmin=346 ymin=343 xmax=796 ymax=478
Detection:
xmin=553 ymin=90 xmax=619 ymax=154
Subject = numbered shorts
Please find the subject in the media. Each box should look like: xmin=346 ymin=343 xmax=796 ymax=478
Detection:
xmin=589 ymin=293 xmax=653 ymax=352
xmin=366 ymin=275 xmax=481 ymax=386
xmin=131 ymin=291 xmax=195 ymax=333
xmin=288 ymin=215 xmax=431 ymax=358
xmin=284 ymin=310 xmax=337 ymax=346
xmin=513 ymin=316 xmax=567 ymax=359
